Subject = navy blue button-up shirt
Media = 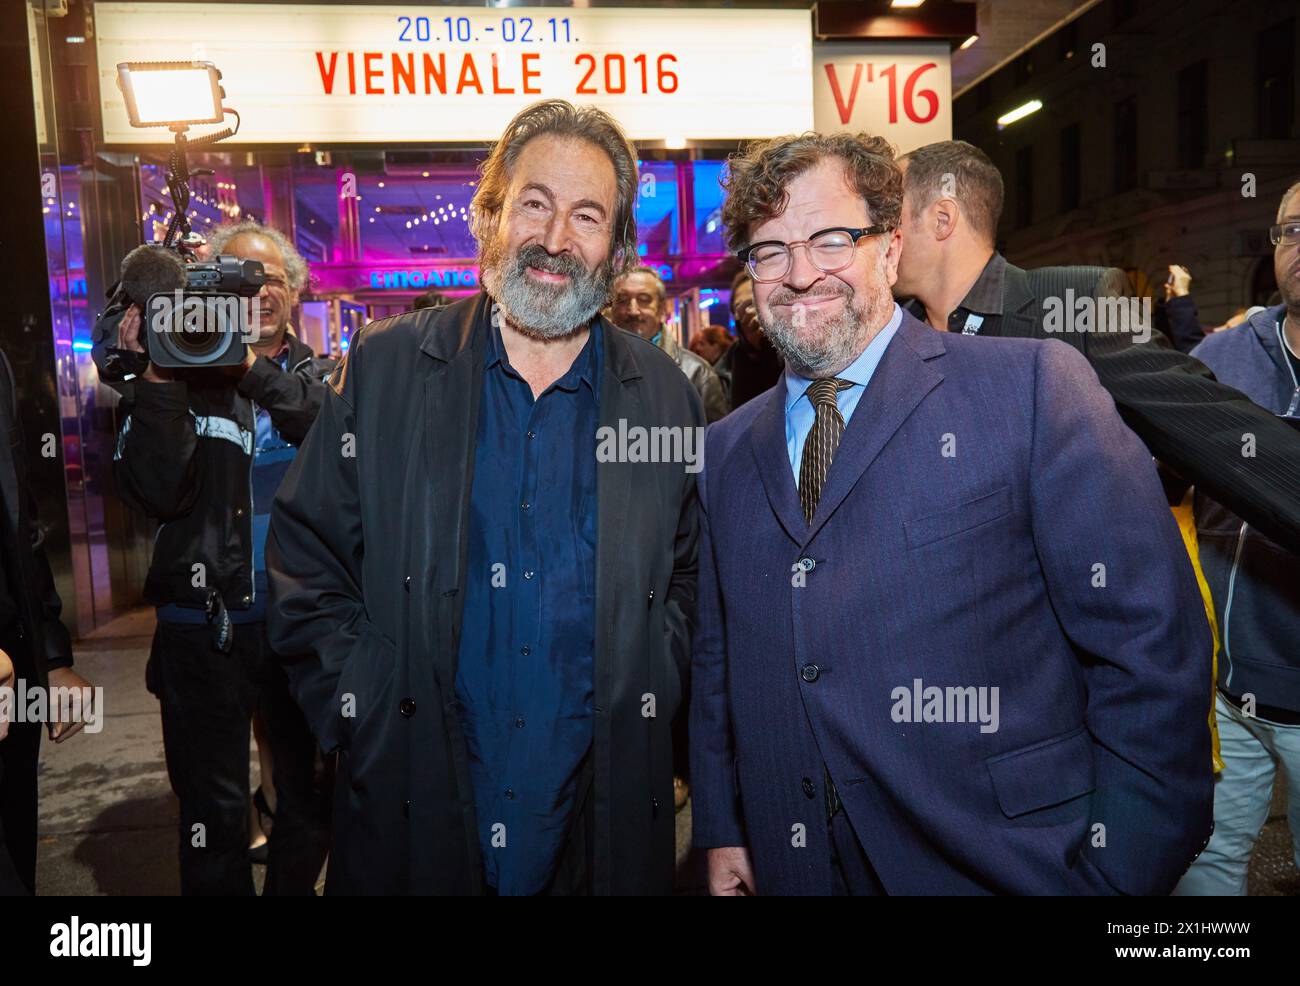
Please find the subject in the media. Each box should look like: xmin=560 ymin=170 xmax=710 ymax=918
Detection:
xmin=454 ymin=308 xmax=601 ymax=895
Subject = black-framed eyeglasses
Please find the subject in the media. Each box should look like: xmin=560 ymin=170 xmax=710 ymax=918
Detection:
xmin=1269 ymin=222 xmax=1300 ymax=247
xmin=737 ymin=225 xmax=894 ymax=283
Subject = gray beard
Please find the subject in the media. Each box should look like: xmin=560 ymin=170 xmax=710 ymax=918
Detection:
xmin=760 ymin=285 xmax=893 ymax=378
xmin=481 ymin=241 xmax=614 ymax=340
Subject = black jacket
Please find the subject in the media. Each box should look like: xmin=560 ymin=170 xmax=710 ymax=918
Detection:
xmin=0 ymin=349 xmax=72 ymax=687
xmin=911 ymin=258 xmax=1300 ymax=554
xmin=112 ymin=332 xmax=334 ymax=612
xmin=266 ymin=294 xmax=703 ymax=895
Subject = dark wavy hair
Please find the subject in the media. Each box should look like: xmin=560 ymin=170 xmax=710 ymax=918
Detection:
xmin=470 ymin=99 xmax=640 ymax=273
xmin=721 ymin=132 xmax=902 ymax=251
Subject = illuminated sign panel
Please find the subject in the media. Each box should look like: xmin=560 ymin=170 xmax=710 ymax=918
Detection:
xmin=95 ymin=3 xmax=814 ymax=143
xmin=812 ymin=42 xmax=952 ymax=153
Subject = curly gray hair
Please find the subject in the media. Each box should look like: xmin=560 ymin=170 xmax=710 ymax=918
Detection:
xmin=206 ymin=220 xmax=309 ymax=293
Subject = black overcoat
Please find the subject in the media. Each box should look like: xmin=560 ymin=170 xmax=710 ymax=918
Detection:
xmin=267 ymin=293 xmax=703 ymax=894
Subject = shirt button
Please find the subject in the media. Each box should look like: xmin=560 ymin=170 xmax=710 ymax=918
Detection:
xmin=523 ymin=570 xmax=534 ymax=580
xmin=800 ymin=664 xmax=821 ymax=683
xmin=520 ymin=645 xmax=531 ymax=656
xmin=521 ymin=500 xmax=531 ymax=511
xmin=504 ymin=788 xmax=515 ymax=800
xmin=515 ymin=717 xmax=526 ymax=729
xmin=798 ymin=556 xmax=815 ymax=572
xmin=802 ymin=777 xmax=816 ymax=799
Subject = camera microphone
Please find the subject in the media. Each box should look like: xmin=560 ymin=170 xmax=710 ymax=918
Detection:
xmin=119 ymin=244 xmax=187 ymax=308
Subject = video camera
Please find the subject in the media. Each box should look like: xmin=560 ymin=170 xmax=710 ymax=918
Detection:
xmin=93 ymin=61 xmax=264 ymax=384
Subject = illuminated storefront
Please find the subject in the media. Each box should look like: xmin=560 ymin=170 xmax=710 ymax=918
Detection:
xmin=25 ymin=0 xmax=962 ymax=631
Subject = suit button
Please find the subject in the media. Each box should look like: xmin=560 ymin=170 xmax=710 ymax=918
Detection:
xmin=515 ymin=717 xmax=526 ymax=729
xmin=523 ymin=570 xmax=534 ymax=580
xmin=800 ymin=664 xmax=820 ymax=683
xmin=399 ymin=697 xmax=417 ymax=717
xmin=520 ymin=645 xmax=531 ymax=656
xmin=802 ymin=777 xmax=816 ymax=799
xmin=505 ymin=788 xmax=515 ymax=800
xmin=403 ymin=576 xmax=411 ymax=591
xmin=234 ymin=507 xmax=244 ymax=517
xmin=403 ymin=800 xmax=411 ymax=818
xmin=241 ymin=595 xmax=252 ymax=605
xmin=648 ymin=588 xmax=655 ymax=601
xmin=797 ymin=556 xmax=815 ymax=573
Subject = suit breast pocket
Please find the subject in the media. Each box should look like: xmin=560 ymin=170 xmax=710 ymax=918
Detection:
xmin=904 ymin=486 xmax=1012 ymax=551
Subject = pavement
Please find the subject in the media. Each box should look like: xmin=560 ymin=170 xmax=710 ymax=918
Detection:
xmin=32 ymin=607 xmax=1298 ymax=896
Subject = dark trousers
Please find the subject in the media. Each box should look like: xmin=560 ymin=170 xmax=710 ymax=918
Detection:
xmin=150 ymin=619 xmax=330 ymax=895
xmin=829 ymin=808 xmax=886 ymax=896
xmin=0 ymin=719 xmax=40 ymax=895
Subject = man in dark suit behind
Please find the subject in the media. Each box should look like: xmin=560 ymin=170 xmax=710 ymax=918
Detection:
xmin=691 ymin=132 xmax=1212 ymax=895
xmin=894 ymin=140 xmax=1300 ymax=554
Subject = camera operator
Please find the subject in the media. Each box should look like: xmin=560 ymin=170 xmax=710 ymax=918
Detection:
xmin=111 ymin=220 xmax=335 ymax=895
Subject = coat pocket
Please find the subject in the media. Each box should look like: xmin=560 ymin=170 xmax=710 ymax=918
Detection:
xmin=904 ymin=486 xmax=1012 ymax=551
xmin=985 ymin=726 xmax=1095 ymax=818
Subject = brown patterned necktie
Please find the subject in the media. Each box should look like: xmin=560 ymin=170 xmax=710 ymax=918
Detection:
xmin=798 ymin=377 xmax=853 ymax=525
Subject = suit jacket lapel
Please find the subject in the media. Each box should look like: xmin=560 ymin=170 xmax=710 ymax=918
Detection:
xmin=749 ymin=383 xmax=807 ymax=544
xmin=990 ymin=261 xmax=1039 ymax=339
xmin=805 ymin=316 xmax=945 ymax=543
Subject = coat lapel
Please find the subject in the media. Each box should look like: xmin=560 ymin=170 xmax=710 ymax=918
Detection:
xmin=748 ymin=382 xmax=808 ymax=545
xmin=805 ymin=315 xmax=945 ymax=543
xmin=420 ymin=295 xmax=489 ymax=692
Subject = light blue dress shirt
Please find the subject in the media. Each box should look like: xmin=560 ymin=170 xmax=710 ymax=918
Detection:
xmin=785 ymin=303 xmax=903 ymax=478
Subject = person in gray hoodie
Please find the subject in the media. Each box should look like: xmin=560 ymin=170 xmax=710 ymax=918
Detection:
xmin=1174 ymin=180 xmax=1300 ymax=895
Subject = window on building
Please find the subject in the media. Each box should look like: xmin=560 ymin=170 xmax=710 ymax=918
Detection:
xmin=1113 ymin=95 xmax=1138 ymax=192
xmin=1060 ymin=124 xmax=1081 ymax=212
xmin=1176 ymin=60 xmax=1208 ymax=169
xmin=1016 ymin=145 xmax=1034 ymax=228
xmin=1257 ymin=19 xmax=1295 ymax=139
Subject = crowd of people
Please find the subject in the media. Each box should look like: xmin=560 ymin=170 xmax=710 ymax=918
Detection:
xmin=1 ymin=96 xmax=1298 ymax=896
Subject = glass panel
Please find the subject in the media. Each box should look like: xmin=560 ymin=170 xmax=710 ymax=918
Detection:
xmin=692 ymin=160 xmax=726 ymax=255
xmin=635 ymin=160 xmax=678 ymax=259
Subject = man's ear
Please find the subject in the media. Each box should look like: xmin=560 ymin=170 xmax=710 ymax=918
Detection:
xmin=883 ymin=226 xmax=903 ymax=288
xmin=932 ymin=198 xmax=961 ymax=242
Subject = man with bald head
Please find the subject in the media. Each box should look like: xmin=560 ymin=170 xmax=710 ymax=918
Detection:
xmin=110 ymin=220 xmax=336 ymax=895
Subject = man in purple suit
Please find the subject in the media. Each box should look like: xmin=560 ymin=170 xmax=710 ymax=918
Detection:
xmin=690 ymin=132 xmax=1213 ymax=895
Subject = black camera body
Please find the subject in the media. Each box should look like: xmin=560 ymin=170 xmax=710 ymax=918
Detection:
xmin=143 ymin=254 xmax=265 ymax=368
xmin=92 ymin=246 xmax=266 ymax=385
